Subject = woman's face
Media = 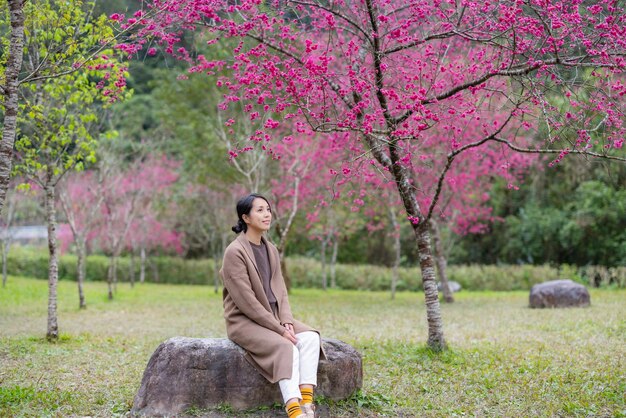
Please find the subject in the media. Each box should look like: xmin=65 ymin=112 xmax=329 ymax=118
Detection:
xmin=243 ymin=198 xmax=272 ymax=233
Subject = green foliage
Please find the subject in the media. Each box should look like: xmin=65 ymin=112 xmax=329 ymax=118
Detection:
xmin=287 ymin=256 xmax=625 ymax=291
xmin=495 ymin=180 xmax=626 ymax=266
xmin=149 ymin=69 xmax=245 ymax=185
xmin=288 ymin=256 xmax=424 ymax=291
xmin=452 ymin=158 xmax=626 ymax=267
xmin=5 ymin=246 xmax=217 ymax=285
xmin=447 ymin=264 xmax=557 ymax=291
xmin=10 ymin=0 xmax=130 ymax=183
xmin=5 ymin=247 xmax=625 ymax=289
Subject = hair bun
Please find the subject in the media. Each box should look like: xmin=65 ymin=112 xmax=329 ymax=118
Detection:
xmin=231 ymin=219 xmax=246 ymax=234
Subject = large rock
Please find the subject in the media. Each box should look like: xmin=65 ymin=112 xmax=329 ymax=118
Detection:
xmin=438 ymin=281 xmax=461 ymax=293
xmin=131 ymin=337 xmax=362 ymax=416
xmin=529 ymin=279 xmax=590 ymax=308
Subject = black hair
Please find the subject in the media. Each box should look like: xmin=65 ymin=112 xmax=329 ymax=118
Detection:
xmin=232 ymin=193 xmax=271 ymax=234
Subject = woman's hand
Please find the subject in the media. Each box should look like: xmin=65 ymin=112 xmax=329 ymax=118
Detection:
xmin=282 ymin=323 xmax=297 ymax=344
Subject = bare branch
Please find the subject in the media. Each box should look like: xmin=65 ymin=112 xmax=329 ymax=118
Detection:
xmin=289 ymin=0 xmax=373 ymax=45
xmin=493 ymin=137 xmax=626 ymax=162
xmin=384 ymin=31 xmax=456 ymax=54
xmin=426 ymin=108 xmax=519 ymax=222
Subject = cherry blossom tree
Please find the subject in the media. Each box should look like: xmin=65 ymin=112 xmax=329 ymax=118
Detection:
xmin=58 ymin=171 xmax=105 ymax=309
xmin=174 ymin=183 xmax=242 ymax=292
xmin=95 ymin=153 xmax=179 ymax=299
xmin=126 ymin=167 xmax=183 ymax=287
xmin=127 ymin=0 xmax=626 ymax=350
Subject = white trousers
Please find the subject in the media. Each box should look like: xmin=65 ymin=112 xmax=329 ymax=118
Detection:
xmin=278 ymin=331 xmax=320 ymax=404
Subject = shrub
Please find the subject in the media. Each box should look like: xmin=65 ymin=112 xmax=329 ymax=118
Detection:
xmin=5 ymin=247 xmax=216 ymax=286
xmin=5 ymin=246 xmax=624 ymax=290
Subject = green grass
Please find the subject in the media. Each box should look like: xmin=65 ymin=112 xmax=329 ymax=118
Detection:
xmin=1 ymin=276 xmax=625 ymax=417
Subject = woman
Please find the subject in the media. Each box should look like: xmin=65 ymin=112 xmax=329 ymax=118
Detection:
xmin=220 ymin=193 xmax=323 ymax=418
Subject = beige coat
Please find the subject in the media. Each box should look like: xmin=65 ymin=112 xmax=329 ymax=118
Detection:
xmin=220 ymin=234 xmax=323 ymax=383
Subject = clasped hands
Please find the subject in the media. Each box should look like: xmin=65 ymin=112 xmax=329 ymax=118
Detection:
xmin=282 ymin=323 xmax=297 ymax=344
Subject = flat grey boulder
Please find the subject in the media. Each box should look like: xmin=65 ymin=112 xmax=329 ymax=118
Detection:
xmin=131 ymin=337 xmax=362 ymax=417
xmin=529 ymin=279 xmax=590 ymax=308
xmin=438 ymin=281 xmax=461 ymax=293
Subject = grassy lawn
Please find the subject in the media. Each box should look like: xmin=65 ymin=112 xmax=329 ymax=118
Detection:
xmin=1 ymin=276 xmax=624 ymax=417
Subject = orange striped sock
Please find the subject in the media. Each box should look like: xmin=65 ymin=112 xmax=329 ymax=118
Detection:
xmin=286 ymin=399 xmax=303 ymax=418
xmin=300 ymin=387 xmax=314 ymax=405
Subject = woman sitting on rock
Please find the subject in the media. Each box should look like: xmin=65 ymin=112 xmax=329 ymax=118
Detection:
xmin=220 ymin=193 xmax=324 ymax=418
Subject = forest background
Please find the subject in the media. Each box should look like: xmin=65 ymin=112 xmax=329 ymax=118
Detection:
xmin=2 ymin=0 xmax=624 ymax=289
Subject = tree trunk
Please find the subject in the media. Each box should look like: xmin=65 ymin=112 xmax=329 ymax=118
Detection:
xmin=216 ymin=232 xmax=229 ymax=294
xmin=2 ymin=242 xmax=9 ymax=288
xmin=274 ymin=177 xmax=300 ymax=291
xmin=430 ymin=219 xmax=454 ymax=303
xmin=151 ymin=258 xmax=159 ymax=282
xmin=212 ymin=242 xmax=220 ymax=294
xmin=129 ymin=250 xmax=135 ymax=288
xmin=112 ymin=253 xmax=118 ymax=292
xmin=279 ymin=256 xmax=289 ymax=291
xmin=389 ymin=207 xmax=401 ymax=300
xmin=0 ymin=1 xmax=26 ymax=214
xmin=275 ymin=221 xmax=291 ymax=289
xmin=280 ymin=252 xmax=290 ymax=288
xmin=380 ymin=137 xmax=446 ymax=350
xmin=107 ymin=255 xmax=115 ymax=300
xmin=76 ymin=237 xmax=87 ymax=309
xmin=140 ymin=246 xmax=146 ymax=283
xmin=414 ymin=222 xmax=446 ymax=350
xmin=330 ymin=236 xmax=338 ymax=289
xmin=45 ymin=181 xmax=59 ymax=341
xmin=320 ymin=238 xmax=327 ymax=290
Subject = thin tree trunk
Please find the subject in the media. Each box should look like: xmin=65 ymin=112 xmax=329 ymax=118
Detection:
xmin=2 ymin=244 xmax=8 ymax=287
xmin=112 ymin=253 xmax=118 ymax=292
xmin=151 ymin=258 xmax=159 ymax=282
xmin=320 ymin=238 xmax=327 ymax=290
xmin=107 ymin=255 xmax=115 ymax=300
xmin=2 ymin=243 xmax=9 ymax=288
xmin=275 ymin=177 xmax=300 ymax=290
xmin=1 ymin=195 xmax=17 ymax=288
xmin=279 ymin=252 xmax=290 ymax=289
xmin=215 ymin=232 xmax=229 ymax=293
xmin=76 ymin=237 xmax=87 ymax=309
xmin=389 ymin=207 xmax=401 ymax=300
xmin=140 ymin=246 xmax=146 ymax=283
xmin=275 ymin=222 xmax=291 ymax=289
xmin=129 ymin=250 xmax=135 ymax=288
xmin=330 ymin=235 xmax=338 ymax=289
xmin=430 ymin=219 xmax=454 ymax=303
xmin=0 ymin=1 xmax=26 ymax=213
xmin=2 ymin=244 xmax=6 ymax=287
xmin=212 ymin=244 xmax=220 ymax=294
xmin=277 ymin=254 xmax=288 ymax=290
xmin=45 ymin=181 xmax=59 ymax=341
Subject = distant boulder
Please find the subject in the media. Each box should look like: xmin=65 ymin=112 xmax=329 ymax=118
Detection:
xmin=131 ymin=337 xmax=362 ymax=416
xmin=438 ymin=281 xmax=461 ymax=293
xmin=529 ymin=279 xmax=590 ymax=308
